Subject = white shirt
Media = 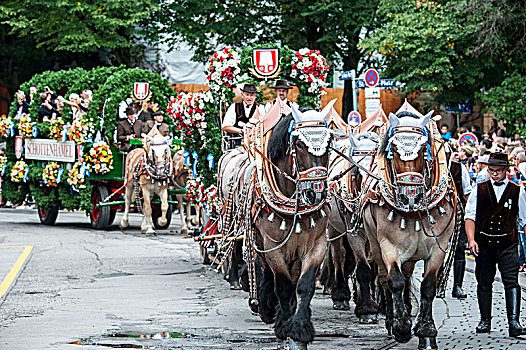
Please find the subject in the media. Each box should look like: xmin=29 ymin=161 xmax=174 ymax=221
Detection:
xmin=264 ymin=98 xmax=299 ymax=113
xmin=475 ymin=167 xmax=488 ymax=184
xmin=464 ymin=178 xmax=526 ymax=227
xmin=223 ymin=102 xmax=265 ymax=127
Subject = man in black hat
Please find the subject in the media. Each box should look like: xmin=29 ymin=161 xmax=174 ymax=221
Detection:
xmin=264 ymin=79 xmax=298 ymax=112
xmin=222 ymin=83 xmax=264 ymax=147
xmin=465 ymin=152 xmax=526 ymax=337
xmin=142 ymin=111 xmax=170 ymax=137
xmin=117 ymin=107 xmax=143 ymax=152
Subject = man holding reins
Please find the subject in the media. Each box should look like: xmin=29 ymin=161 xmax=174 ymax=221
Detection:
xmin=465 ymin=152 xmax=526 ymax=337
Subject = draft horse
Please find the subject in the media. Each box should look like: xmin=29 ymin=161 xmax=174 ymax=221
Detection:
xmin=362 ymin=110 xmax=457 ymax=349
xmin=326 ymin=132 xmax=380 ymax=323
xmin=247 ymin=103 xmax=335 ymax=349
xmin=119 ymin=127 xmax=172 ymax=234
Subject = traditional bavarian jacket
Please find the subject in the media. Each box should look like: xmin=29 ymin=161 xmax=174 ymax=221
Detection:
xmin=142 ymin=120 xmax=170 ymax=137
xmin=223 ymin=101 xmax=263 ymax=134
xmin=465 ymin=179 xmax=526 ymax=247
xmin=117 ymin=119 xmax=143 ymax=152
xmin=449 ymin=160 xmax=472 ymax=204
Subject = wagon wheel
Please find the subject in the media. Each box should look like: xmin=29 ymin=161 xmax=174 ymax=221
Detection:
xmin=90 ymin=184 xmax=111 ymax=230
xmin=152 ymin=203 xmax=172 ymax=230
xmin=108 ymin=209 xmax=117 ymax=226
xmin=37 ymin=205 xmax=59 ymax=226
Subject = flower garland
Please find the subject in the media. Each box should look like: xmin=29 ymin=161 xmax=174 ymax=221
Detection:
xmin=68 ymin=116 xmax=95 ymax=145
xmin=83 ymin=141 xmax=113 ymax=174
xmin=290 ymin=48 xmax=329 ymax=94
xmin=67 ymin=162 xmax=87 ymax=192
xmin=0 ymin=114 xmax=14 ymax=138
xmin=205 ymin=47 xmax=241 ymax=100
xmin=186 ymin=177 xmax=206 ymax=206
xmin=17 ymin=115 xmax=36 ymax=138
xmin=0 ymin=155 xmax=7 ymax=176
xmin=42 ymin=162 xmax=63 ymax=187
xmin=167 ymin=90 xmax=213 ymax=136
xmin=11 ymin=160 xmax=28 ymax=183
xmin=203 ymin=184 xmax=220 ymax=217
xmin=48 ymin=116 xmax=66 ymax=142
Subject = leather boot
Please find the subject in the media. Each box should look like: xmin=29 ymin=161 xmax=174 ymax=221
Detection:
xmin=476 ymin=291 xmax=492 ymax=333
xmin=505 ymin=287 xmax=526 ymax=337
xmin=452 ymin=260 xmax=468 ymax=299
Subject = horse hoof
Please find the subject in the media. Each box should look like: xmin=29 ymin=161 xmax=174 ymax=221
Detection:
xmin=418 ymin=337 xmax=438 ymax=350
xmin=119 ymin=220 xmax=128 ymax=230
xmin=359 ymin=314 xmax=378 ymax=324
xmin=230 ymin=281 xmax=241 ymax=290
xmin=288 ymin=339 xmax=307 ymax=350
xmin=333 ymin=300 xmax=350 ymax=310
xmin=158 ymin=218 xmax=167 ymax=226
xmin=393 ymin=322 xmax=412 ymax=343
xmin=277 ymin=339 xmax=289 ymax=350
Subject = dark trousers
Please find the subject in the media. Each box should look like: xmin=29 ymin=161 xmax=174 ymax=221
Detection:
xmin=475 ymin=243 xmax=520 ymax=293
xmin=454 ymin=220 xmax=467 ymax=262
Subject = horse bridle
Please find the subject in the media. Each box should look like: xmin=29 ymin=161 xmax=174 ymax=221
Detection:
xmin=144 ymin=139 xmax=172 ymax=181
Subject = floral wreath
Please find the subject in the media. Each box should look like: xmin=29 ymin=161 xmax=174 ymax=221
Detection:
xmin=11 ymin=160 xmax=28 ymax=183
xmin=67 ymin=161 xmax=87 ymax=192
xmin=42 ymin=162 xmax=63 ymax=187
xmin=83 ymin=141 xmax=113 ymax=174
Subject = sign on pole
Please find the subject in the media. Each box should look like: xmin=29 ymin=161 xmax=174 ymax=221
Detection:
xmin=348 ymin=111 xmax=361 ymax=126
xmin=364 ymin=68 xmax=380 ymax=88
xmin=458 ymin=132 xmax=478 ymax=147
xmin=365 ymin=87 xmax=381 ymax=98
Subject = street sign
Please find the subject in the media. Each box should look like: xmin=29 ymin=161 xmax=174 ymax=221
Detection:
xmin=365 ymin=87 xmax=380 ymax=98
xmin=356 ymin=79 xmax=396 ymax=89
xmin=340 ymin=70 xmax=354 ymax=80
xmin=348 ymin=111 xmax=361 ymax=126
xmin=445 ymin=101 xmax=471 ymax=114
xmin=365 ymin=108 xmax=377 ymax=118
xmin=365 ymin=98 xmax=381 ymax=109
xmin=458 ymin=132 xmax=478 ymax=147
xmin=364 ymin=68 xmax=379 ymax=88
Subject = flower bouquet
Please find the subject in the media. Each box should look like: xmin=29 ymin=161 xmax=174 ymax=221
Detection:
xmin=17 ymin=115 xmax=36 ymax=138
xmin=203 ymin=184 xmax=220 ymax=217
xmin=291 ymin=48 xmax=329 ymax=97
xmin=48 ymin=116 xmax=66 ymax=141
xmin=205 ymin=47 xmax=241 ymax=100
xmin=68 ymin=116 xmax=95 ymax=145
xmin=167 ymin=90 xmax=213 ymax=136
xmin=0 ymin=114 xmax=13 ymax=138
xmin=186 ymin=177 xmax=206 ymax=206
xmin=83 ymin=141 xmax=113 ymax=174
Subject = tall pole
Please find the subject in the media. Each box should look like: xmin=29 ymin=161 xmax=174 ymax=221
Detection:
xmin=351 ymin=69 xmax=357 ymax=111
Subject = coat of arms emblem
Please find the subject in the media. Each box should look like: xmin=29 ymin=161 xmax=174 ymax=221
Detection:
xmin=132 ymin=82 xmax=151 ymax=101
xmin=250 ymin=48 xmax=281 ymax=80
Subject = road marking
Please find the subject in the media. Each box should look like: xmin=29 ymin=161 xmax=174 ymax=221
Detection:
xmin=0 ymin=245 xmax=33 ymax=302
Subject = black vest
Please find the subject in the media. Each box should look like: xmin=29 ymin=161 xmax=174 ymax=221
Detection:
xmin=234 ymin=102 xmax=257 ymax=128
xmin=475 ymin=180 xmax=520 ymax=247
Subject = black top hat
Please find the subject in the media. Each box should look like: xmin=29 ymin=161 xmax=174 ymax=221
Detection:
xmin=152 ymin=110 xmax=164 ymax=116
xmin=241 ymin=83 xmax=258 ymax=93
xmin=478 ymin=152 xmax=511 ymax=166
xmin=273 ymin=79 xmax=292 ymax=90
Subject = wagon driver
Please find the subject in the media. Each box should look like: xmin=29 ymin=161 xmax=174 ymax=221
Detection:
xmin=142 ymin=111 xmax=170 ymax=137
xmin=465 ymin=152 xmax=526 ymax=337
xmin=264 ymin=79 xmax=298 ymax=112
xmin=222 ymin=83 xmax=264 ymax=147
xmin=117 ymin=107 xmax=143 ymax=152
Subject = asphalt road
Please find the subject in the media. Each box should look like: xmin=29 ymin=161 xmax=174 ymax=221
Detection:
xmin=1 ymin=208 xmax=526 ymax=349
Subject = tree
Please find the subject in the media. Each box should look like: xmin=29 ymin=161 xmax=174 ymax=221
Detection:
xmin=159 ymin=0 xmax=381 ymax=116
xmin=0 ymin=0 xmax=160 ymax=98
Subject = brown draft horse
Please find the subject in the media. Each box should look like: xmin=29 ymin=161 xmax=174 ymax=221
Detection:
xmin=326 ymin=132 xmax=380 ymax=323
xmin=249 ymin=104 xmax=335 ymax=350
xmin=362 ymin=110 xmax=457 ymax=350
xmin=119 ymin=127 xmax=172 ymax=234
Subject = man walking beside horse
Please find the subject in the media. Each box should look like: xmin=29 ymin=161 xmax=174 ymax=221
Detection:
xmin=465 ymin=152 xmax=526 ymax=337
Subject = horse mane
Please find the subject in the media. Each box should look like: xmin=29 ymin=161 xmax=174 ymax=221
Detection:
xmin=379 ymin=111 xmax=431 ymax=156
xmin=268 ymin=107 xmax=312 ymax=163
